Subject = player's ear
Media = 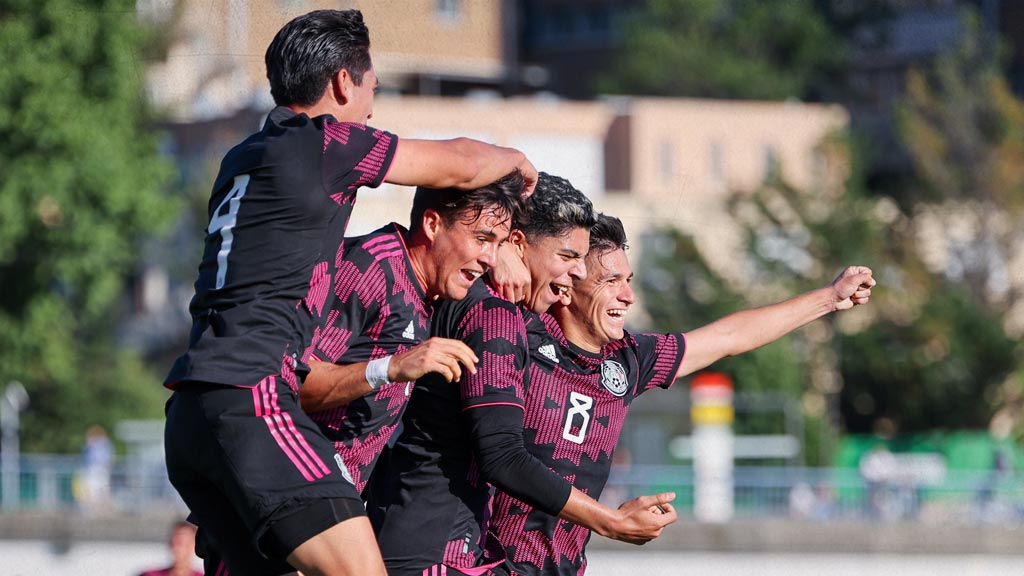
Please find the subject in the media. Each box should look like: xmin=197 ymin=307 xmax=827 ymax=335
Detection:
xmin=507 ymin=229 xmax=526 ymax=257
xmin=421 ymin=209 xmax=443 ymax=242
xmin=332 ymin=69 xmax=354 ymax=105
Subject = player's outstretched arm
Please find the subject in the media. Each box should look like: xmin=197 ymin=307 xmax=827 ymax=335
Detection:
xmin=558 ymin=489 xmax=677 ymax=545
xmin=301 ymin=338 xmax=478 ymax=412
xmin=676 ymin=265 xmax=875 ymax=379
xmin=385 ymin=138 xmax=538 ymax=195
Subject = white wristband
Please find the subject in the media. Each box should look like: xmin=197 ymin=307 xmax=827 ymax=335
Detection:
xmin=365 ymin=356 xmax=392 ymax=390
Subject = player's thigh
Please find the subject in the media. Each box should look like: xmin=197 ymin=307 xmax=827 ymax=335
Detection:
xmin=286 ymin=515 xmax=386 ymax=576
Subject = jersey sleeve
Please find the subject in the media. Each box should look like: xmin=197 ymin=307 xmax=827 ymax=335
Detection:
xmin=454 ymin=297 xmax=529 ymax=410
xmin=634 ymin=332 xmax=687 ymax=396
xmin=322 ymin=122 xmax=398 ymax=199
xmin=465 ymin=404 xmax=572 ymax=516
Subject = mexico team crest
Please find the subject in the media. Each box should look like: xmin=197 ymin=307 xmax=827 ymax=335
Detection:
xmin=600 ymin=360 xmax=628 ymax=397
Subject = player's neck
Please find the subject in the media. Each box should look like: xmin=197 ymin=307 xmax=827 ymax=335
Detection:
xmin=553 ymin=308 xmax=602 ymax=353
xmin=405 ymin=237 xmax=434 ymax=300
xmin=287 ymin=97 xmax=362 ymax=123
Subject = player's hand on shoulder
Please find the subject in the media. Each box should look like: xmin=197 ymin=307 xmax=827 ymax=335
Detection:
xmin=487 ymin=243 xmax=531 ymax=303
xmin=390 ymin=337 xmax=479 ymax=383
xmin=831 ymin=265 xmax=875 ymax=311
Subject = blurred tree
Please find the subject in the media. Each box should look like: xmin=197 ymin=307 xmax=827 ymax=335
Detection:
xmin=896 ymin=12 xmax=1024 ymax=333
xmin=638 ymin=132 xmax=885 ymax=463
xmin=642 ymin=131 xmax=1019 ymax=455
xmin=636 ymin=6 xmax=1024 ymax=458
xmin=890 ymin=10 xmax=1024 ymax=439
xmin=0 ymin=0 xmax=177 ymax=452
xmin=601 ymin=0 xmax=846 ymax=100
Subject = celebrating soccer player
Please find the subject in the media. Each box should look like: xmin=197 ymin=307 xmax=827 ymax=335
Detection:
xmin=163 ymin=9 xmax=537 ymax=576
xmin=485 ymin=213 xmax=875 ymax=575
xmin=366 ymin=175 xmax=677 ymax=576
xmin=300 ymin=172 xmax=525 ymax=494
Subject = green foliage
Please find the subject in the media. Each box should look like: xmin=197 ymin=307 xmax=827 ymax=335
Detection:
xmin=839 ymin=285 xmax=1017 ymax=434
xmin=0 ymin=0 xmax=176 ymax=453
xmin=601 ymin=0 xmax=845 ymax=100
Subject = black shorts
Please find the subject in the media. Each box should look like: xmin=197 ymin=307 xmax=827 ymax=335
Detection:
xmin=165 ymin=376 xmax=364 ymax=575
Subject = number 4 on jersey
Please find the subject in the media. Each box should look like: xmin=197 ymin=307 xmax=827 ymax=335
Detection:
xmin=208 ymin=174 xmax=250 ymax=289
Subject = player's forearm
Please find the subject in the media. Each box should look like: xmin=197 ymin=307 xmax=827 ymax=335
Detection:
xmin=443 ymin=138 xmax=529 ymax=190
xmin=678 ymin=286 xmax=834 ymax=377
xmin=301 ymin=362 xmax=372 ymax=412
xmin=386 ymin=138 xmax=531 ymax=192
xmin=557 ymin=487 xmax=620 ymax=536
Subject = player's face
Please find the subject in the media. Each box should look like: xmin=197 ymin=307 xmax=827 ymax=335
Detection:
xmin=520 ymin=227 xmax=589 ymax=314
xmin=566 ymin=248 xmax=635 ymax=348
xmin=349 ymin=67 xmax=378 ymax=123
xmin=431 ymin=207 xmax=512 ymax=301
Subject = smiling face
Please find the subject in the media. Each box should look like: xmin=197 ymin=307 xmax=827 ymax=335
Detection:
xmin=559 ymin=247 xmax=635 ymax=352
xmin=517 ymin=227 xmax=590 ymax=314
xmin=425 ymin=206 xmax=512 ymax=301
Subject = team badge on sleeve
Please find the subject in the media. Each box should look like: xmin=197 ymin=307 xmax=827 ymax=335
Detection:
xmin=600 ymin=360 xmax=628 ymax=396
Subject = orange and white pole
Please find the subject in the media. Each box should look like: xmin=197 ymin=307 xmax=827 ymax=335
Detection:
xmin=691 ymin=372 xmax=734 ymax=523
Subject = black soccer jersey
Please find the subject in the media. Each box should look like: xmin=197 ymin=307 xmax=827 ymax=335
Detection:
xmin=367 ymin=280 xmax=570 ymax=575
xmin=165 ymin=107 xmax=397 ymax=389
xmin=486 ymin=314 xmax=686 ymax=576
xmin=305 ymin=223 xmax=431 ymax=494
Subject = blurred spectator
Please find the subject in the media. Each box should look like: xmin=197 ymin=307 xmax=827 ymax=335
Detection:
xmin=137 ymin=520 xmax=203 ymax=576
xmin=789 ymin=482 xmax=836 ymax=521
xmin=78 ymin=424 xmax=113 ymax=513
xmin=860 ymin=444 xmax=896 ymax=519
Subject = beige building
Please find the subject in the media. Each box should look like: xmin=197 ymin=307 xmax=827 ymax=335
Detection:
xmin=349 ymin=95 xmax=848 ymax=299
xmin=140 ymin=0 xmax=514 ymax=119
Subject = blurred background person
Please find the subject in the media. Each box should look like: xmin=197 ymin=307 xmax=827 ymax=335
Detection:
xmin=78 ymin=425 xmax=114 ymax=514
xmin=136 ymin=520 xmax=203 ymax=576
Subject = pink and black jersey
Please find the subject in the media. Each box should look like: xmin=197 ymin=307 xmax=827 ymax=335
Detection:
xmin=304 ymin=223 xmax=430 ymax=493
xmin=367 ymin=280 xmax=572 ymax=576
xmin=486 ymin=314 xmax=685 ymax=576
xmin=165 ymin=107 xmax=397 ymax=390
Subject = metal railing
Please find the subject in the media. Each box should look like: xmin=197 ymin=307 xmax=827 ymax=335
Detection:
xmin=2 ymin=457 xmax=1022 ymax=526
xmin=604 ymin=464 xmax=1024 ymax=525
xmin=0 ymin=454 xmax=184 ymax=514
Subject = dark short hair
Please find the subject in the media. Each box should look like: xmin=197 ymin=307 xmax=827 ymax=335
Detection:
xmin=514 ymin=172 xmax=597 ymax=241
xmin=410 ymin=170 xmax=525 ymax=235
xmin=589 ymin=213 xmax=629 ymax=256
xmin=265 ymin=10 xmax=372 ymax=107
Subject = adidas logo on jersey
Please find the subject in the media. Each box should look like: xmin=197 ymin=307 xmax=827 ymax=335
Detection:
xmin=538 ymin=344 xmax=559 ymax=363
xmin=402 ymin=320 xmax=416 ymax=340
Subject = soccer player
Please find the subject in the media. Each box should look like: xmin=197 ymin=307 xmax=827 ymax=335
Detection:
xmin=301 ymin=172 xmax=525 ymax=495
xmin=163 ymin=9 xmax=537 ymax=576
xmin=485 ymin=214 xmax=875 ymax=575
xmin=366 ymin=175 xmax=678 ymax=576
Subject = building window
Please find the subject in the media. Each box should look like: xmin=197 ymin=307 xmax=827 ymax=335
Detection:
xmin=660 ymin=139 xmax=675 ymax=184
xmin=437 ymin=0 xmax=461 ymax=22
xmin=763 ymin=144 xmax=779 ymax=182
xmin=709 ymin=140 xmax=725 ymax=191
